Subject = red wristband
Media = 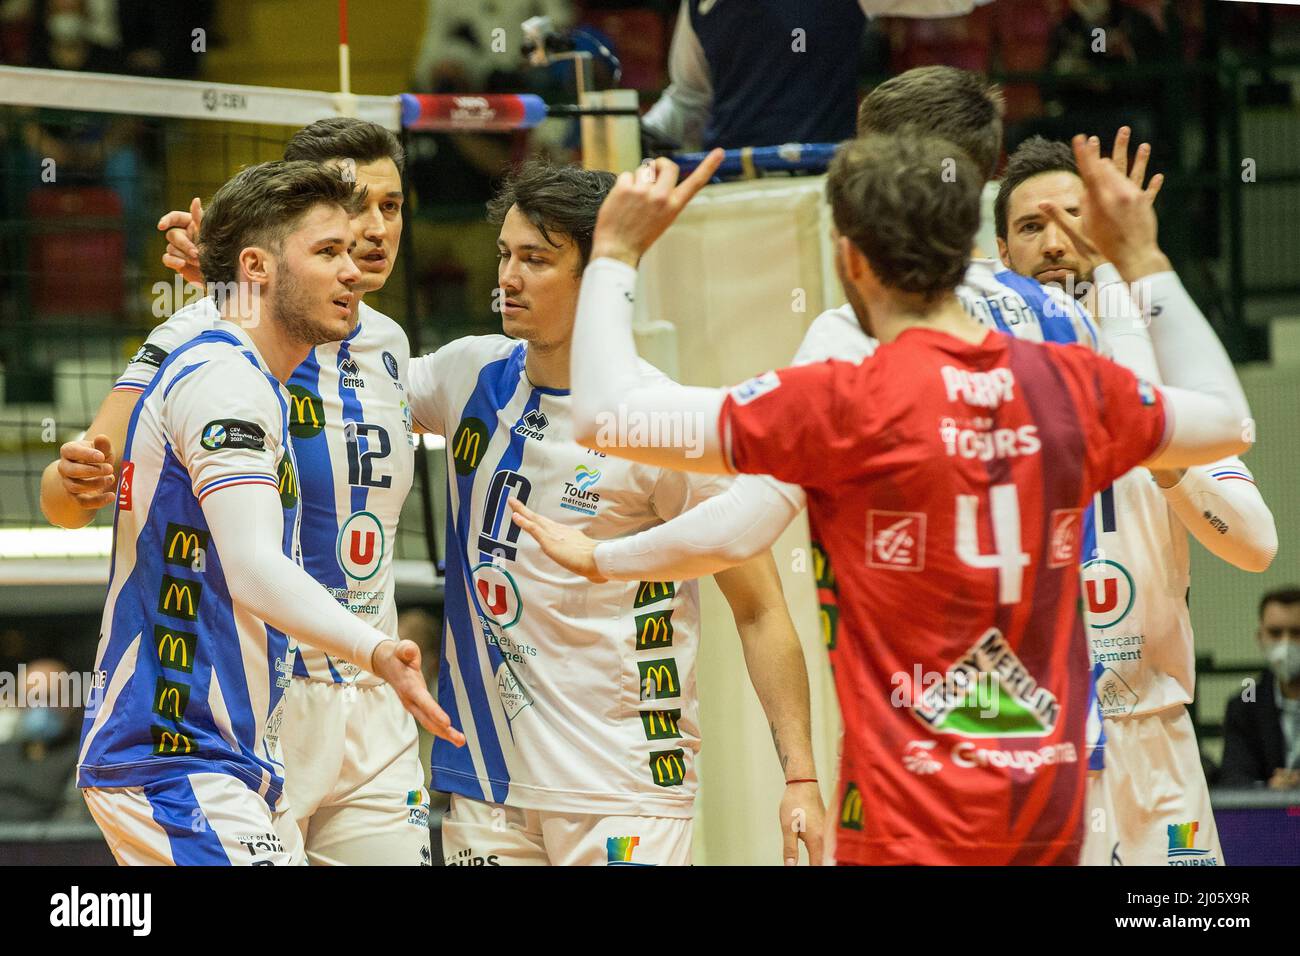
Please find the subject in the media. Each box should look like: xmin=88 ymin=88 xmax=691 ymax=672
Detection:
xmin=785 ymin=778 xmax=817 ymax=785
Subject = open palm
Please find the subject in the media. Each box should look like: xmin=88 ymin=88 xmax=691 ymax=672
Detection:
xmin=508 ymin=498 xmax=608 ymax=583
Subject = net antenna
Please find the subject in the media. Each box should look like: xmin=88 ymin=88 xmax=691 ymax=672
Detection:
xmin=336 ymin=0 xmax=358 ymax=117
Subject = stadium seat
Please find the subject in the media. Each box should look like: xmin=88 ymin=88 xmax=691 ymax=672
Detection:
xmin=26 ymin=187 xmax=125 ymax=319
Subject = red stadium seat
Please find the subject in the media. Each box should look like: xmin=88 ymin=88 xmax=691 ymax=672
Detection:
xmin=26 ymin=187 xmax=125 ymax=319
xmin=578 ymin=8 xmax=669 ymax=92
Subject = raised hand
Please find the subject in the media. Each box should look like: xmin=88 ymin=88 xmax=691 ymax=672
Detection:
xmin=508 ymin=498 xmax=608 ymax=583
xmin=370 ymin=639 xmax=465 ymax=746
xmin=1110 ymin=126 xmax=1164 ymax=205
xmin=58 ymin=434 xmax=117 ymax=510
xmin=589 ymin=148 xmax=725 ymax=267
xmin=159 ymin=196 xmax=205 ymax=288
xmin=1041 ymin=135 xmax=1171 ymax=282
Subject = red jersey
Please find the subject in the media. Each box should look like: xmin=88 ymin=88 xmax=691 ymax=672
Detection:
xmin=720 ymin=327 xmax=1168 ymax=865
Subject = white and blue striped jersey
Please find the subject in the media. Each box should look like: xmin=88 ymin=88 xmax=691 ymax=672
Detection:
xmin=79 ymin=322 xmax=300 ymax=805
xmin=408 ymin=336 xmax=730 ymax=817
xmin=116 ymin=299 xmax=415 ymax=687
xmin=1082 ymin=458 xmax=1258 ymax=721
xmin=794 ymin=258 xmax=1109 ymax=768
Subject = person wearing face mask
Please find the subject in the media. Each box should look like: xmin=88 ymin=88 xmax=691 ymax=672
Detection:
xmin=0 ymin=659 xmax=84 ymax=822
xmin=1221 ymin=589 xmax=1300 ymax=789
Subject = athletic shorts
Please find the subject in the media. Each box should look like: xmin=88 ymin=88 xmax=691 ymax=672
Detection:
xmin=1081 ymin=705 xmax=1223 ymax=866
xmin=83 ymin=771 xmax=305 ymax=866
xmin=281 ymin=679 xmax=431 ymax=866
xmin=440 ymin=794 xmax=693 ymax=866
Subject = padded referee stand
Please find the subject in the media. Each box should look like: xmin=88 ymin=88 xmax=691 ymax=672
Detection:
xmin=635 ymin=175 xmax=843 ymax=865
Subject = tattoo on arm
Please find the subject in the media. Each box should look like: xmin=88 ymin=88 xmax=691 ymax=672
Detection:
xmin=770 ymin=720 xmax=790 ymax=774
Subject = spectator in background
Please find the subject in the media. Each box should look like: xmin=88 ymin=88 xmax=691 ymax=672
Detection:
xmin=1221 ymin=588 xmax=1300 ymax=789
xmin=0 ymin=658 xmax=86 ymax=822
xmin=1038 ymin=0 xmax=1174 ymax=148
xmin=20 ymin=0 xmax=149 ymax=269
xmin=116 ymin=0 xmax=213 ymax=79
xmin=406 ymin=1 xmax=576 ymax=321
xmin=642 ymin=0 xmax=987 ymax=152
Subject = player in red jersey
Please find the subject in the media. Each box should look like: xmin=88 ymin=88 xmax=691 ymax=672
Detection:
xmin=512 ymin=133 xmax=1253 ymax=864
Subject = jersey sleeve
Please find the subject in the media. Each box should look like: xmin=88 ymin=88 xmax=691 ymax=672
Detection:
xmin=1058 ymin=346 xmax=1169 ymax=492
xmin=407 ymin=336 xmax=509 ymax=437
xmin=114 ymin=299 xmax=220 ymax=392
xmin=161 ymin=357 xmax=284 ymax=503
xmin=720 ymin=360 xmax=874 ymax=489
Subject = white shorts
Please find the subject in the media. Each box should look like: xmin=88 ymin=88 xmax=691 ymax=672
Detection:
xmin=1081 ymin=705 xmax=1223 ymax=866
xmin=441 ymin=794 xmax=694 ymax=866
xmin=281 ymin=679 xmax=431 ymax=866
xmin=83 ymin=771 xmax=305 ymax=866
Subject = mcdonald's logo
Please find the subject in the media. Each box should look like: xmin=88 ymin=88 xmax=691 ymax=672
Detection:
xmin=278 ymin=456 xmax=298 ymax=509
xmin=154 ymin=625 xmax=197 ymax=673
xmin=158 ymin=574 xmax=202 ymax=622
xmin=163 ymin=522 xmax=209 ymax=568
xmin=812 ymin=542 xmax=835 ymax=590
xmin=840 ymin=782 xmax=864 ymax=831
xmin=151 ymin=725 xmax=195 ymax=755
xmin=637 ymin=659 xmax=680 ymax=701
xmin=286 ymin=385 xmax=324 ymax=438
xmin=639 ymin=709 xmax=682 ymax=741
xmin=634 ymin=610 xmax=674 ymax=650
xmin=451 ymin=417 xmax=489 ymax=475
xmin=649 ymin=748 xmax=686 ymax=787
xmin=819 ymin=603 xmax=839 ymax=651
xmin=152 ymin=676 xmax=191 ymax=722
xmin=634 ymin=580 xmax=675 ymax=608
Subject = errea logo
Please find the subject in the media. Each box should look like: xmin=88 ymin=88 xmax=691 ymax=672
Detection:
xmin=514 ymin=408 xmax=548 ymax=441
xmin=50 ymin=886 xmax=151 ymax=936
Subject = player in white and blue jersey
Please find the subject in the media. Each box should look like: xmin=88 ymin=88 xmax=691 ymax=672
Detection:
xmin=46 ymin=119 xmax=452 ymax=866
xmin=407 ymin=161 xmax=825 ymax=866
xmin=994 ymin=135 xmax=1277 ymax=865
xmin=75 ymin=161 xmax=454 ymax=865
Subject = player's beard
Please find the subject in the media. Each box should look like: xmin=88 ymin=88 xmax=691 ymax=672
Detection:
xmin=272 ymin=259 xmax=352 ymax=347
xmin=836 ymin=247 xmax=874 ymax=338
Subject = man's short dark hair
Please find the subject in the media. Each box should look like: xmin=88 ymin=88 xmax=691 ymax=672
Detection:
xmin=827 ymin=133 xmax=982 ymax=301
xmin=486 ymin=160 xmax=617 ymax=268
xmin=1259 ymin=587 xmax=1300 ymax=619
xmin=994 ymin=136 xmax=1079 ymax=240
xmin=284 ymin=117 xmax=405 ymax=174
xmin=199 ymin=160 xmax=362 ymax=290
xmin=857 ymin=66 xmax=1005 ymax=181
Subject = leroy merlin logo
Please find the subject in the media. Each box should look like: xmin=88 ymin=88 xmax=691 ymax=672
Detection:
xmin=911 ymin=628 xmax=1059 ymax=737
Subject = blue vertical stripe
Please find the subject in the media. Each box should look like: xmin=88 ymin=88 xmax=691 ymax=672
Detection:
xmin=994 ymin=269 xmax=1080 ymax=345
xmin=335 ymin=338 xmax=368 ymax=517
xmin=431 ymin=345 xmax=530 ymax=802
xmin=146 ymin=776 xmax=234 ymax=865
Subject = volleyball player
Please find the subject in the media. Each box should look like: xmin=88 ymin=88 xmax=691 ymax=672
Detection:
xmin=44 ymin=119 xmax=441 ymax=866
xmin=77 ymin=161 xmax=457 ymax=865
xmin=514 ymin=132 xmax=1254 ymax=863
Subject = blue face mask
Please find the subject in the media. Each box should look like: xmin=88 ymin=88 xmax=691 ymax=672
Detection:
xmin=16 ymin=708 xmax=66 ymax=745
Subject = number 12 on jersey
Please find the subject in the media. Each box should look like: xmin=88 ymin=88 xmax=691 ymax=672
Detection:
xmin=955 ymin=483 xmax=1030 ymax=604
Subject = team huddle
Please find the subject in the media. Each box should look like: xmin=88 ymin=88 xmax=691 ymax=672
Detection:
xmin=43 ymin=66 xmax=1275 ymax=866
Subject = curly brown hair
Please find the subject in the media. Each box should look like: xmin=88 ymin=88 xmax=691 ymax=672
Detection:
xmin=487 ymin=160 xmax=617 ymax=269
xmin=198 ymin=160 xmax=363 ymax=291
xmin=827 ymin=133 xmax=982 ymax=301
xmin=857 ymin=66 xmax=1005 ymax=182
